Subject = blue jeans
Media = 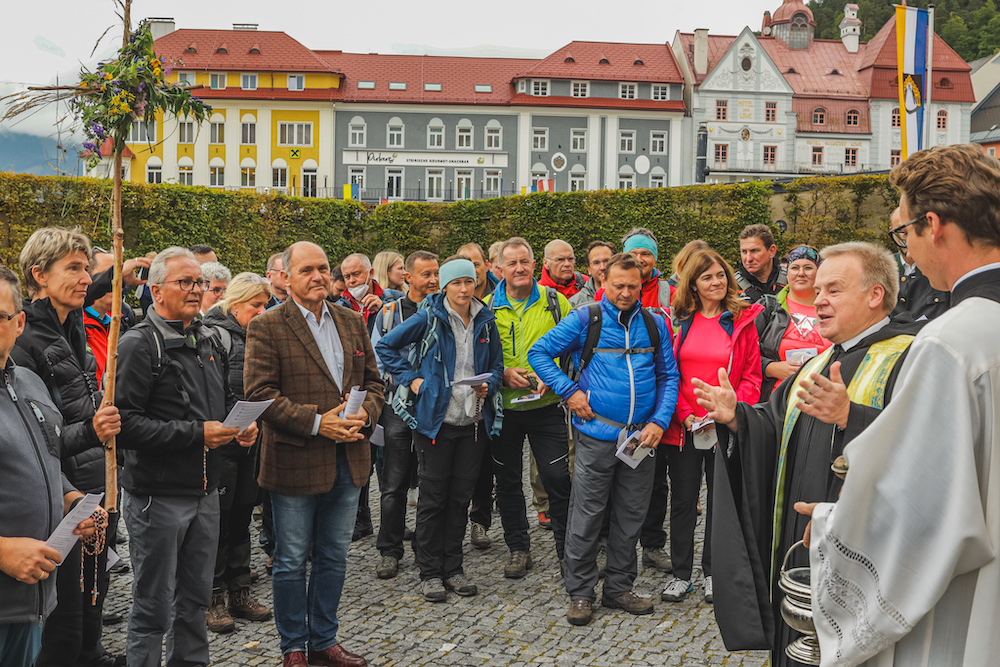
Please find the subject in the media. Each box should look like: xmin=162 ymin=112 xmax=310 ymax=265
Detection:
xmin=0 ymin=622 xmax=43 ymax=667
xmin=271 ymin=447 xmax=360 ymax=655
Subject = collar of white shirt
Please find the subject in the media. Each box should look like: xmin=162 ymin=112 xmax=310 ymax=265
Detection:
xmin=840 ymin=316 xmax=891 ymax=353
xmin=292 ymin=297 xmax=332 ymax=326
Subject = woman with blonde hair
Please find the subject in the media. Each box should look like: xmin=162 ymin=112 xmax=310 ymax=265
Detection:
xmin=203 ymin=273 xmax=273 ymax=633
xmin=373 ymin=251 xmax=406 ymax=294
xmin=661 ymin=249 xmax=763 ymax=606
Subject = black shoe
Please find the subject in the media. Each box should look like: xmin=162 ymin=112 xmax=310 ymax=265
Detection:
xmin=84 ymin=654 xmax=126 ymax=667
xmin=102 ymin=611 xmax=123 ymax=626
xmin=109 ymin=559 xmax=130 ymax=574
xmin=352 ymin=522 xmax=373 ymax=542
xmin=403 ymin=527 xmax=416 ymax=541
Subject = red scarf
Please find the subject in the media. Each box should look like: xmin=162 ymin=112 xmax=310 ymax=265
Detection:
xmin=340 ymin=279 xmax=386 ymax=324
xmin=539 ymin=265 xmax=584 ymax=298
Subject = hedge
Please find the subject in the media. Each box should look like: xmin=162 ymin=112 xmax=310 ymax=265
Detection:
xmin=0 ymin=171 xmax=897 ymax=277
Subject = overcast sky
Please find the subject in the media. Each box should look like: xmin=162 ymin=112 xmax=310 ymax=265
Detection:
xmin=1 ymin=0 xmax=780 ymax=137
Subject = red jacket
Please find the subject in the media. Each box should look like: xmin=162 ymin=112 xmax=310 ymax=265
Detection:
xmin=83 ymin=308 xmax=110 ymax=386
xmin=664 ymin=302 xmax=764 ymax=448
xmin=596 ymin=270 xmax=671 ymax=314
xmin=539 ymin=266 xmax=586 ymax=298
xmin=338 ymin=279 xmax=386 ymax=326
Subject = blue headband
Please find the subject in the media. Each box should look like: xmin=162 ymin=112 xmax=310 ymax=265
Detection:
xmin=439 ymin=258 xmax=477 ymax=288
xmin=623 ymin=234 xmax=658 ymax=259
xmin=787 ymin=246 xmax=819 ymax=266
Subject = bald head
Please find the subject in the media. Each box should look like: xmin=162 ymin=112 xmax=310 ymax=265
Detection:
xmin=543 ymin=239 xmax=576 ymax=283
xmin=282 ymin=242 xmax=327 ymax=276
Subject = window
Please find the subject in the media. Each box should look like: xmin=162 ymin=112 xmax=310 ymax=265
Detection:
xmin=532 ymin=80 xmax=549 ymax=97
xmin=650 ymin=131 xmax=666 ymax=154
xmin=389 ymin=82 xmax=406 ymax=90
xmin=485 ymin=122 xmax=502 ymax=150
xmin=571 ymin=128 xmax=587 ymax=152
xmin=989 ymin=147 xmax=996 ymax=157
xmin=572 ymin=81 xmax=589 ymax=98
xmin=241 ymin=167 xmax=255 ymax=187
xmin=765 ymin=101 xmax=777 ymax=122
xmin=618 ymin=170 xmax=635 ymax=190
xmin=716 ymin=100 xmax=728 ymax=121
xmin=484 ymin=169 xmax=502 ymax=195
xmin=763 ymin=145 xmax=776 ymax=166
xmin=570 ymin=172 xmax=586 ymax=192
xmin=619 ymin=83 xmax=637 ymax=100
xmin=742 ymin=57 xmax=753 ymax=71
xmin=845 ymin=147 xmax=857 ymax=166
xmin=302 ymin=168 xmax=317 ymax=197
xmin=241 ymin=121 xmax=256 ymax=145
xmin=210 ymin=121 xmax=224 ymax=144
xmin=846 ymin=109 xmax=859 ymax=126
xmin=532 ymin=128 xmax=548 ymax=151
xmin=789 ymin=13 xmax=810 ymax=49
xmin=357 ymin=81 xmax=375 ymax=89
xmin=241 ymin=73 xmax=257 ymax=90
xmin=278 ymin=122 xmax=312 ymax=146
xmin=427 ymin=121 xmax=444 ymax=149
xmin=619 ymin=130 xmax=635 ymax=153
xmin=287 ymin=75 xmax=304 ymax=91
xmin=649 ymin=171 xmax=666 ymax=188
xmin=426 ymin=170 xmax=445 ymax=199
xmin=457 ymin=125 xmax=473 ymax=149
xmin=456 ymin=170 xmax=473 ymax=199
xmin=387 ymin=124 xmax=404 ymax=148
xmin=891 ymin=108 xmax=901 ymax=128
xmin=517 ymin=80 xmax=526 ymax=93
xmin=128 ymin=120 xmax=155 ymax=143
xmin=531 ymin=170 xmax=548 ymax=188
xmin=424 ymin=83 xmax=442 ymax=92
xmin=386 ymin=168 xmax=403 ymax=199
xmin=474 ymin=84 xmax=492 ymax=93
xmin=210 ymin=166 xmax=224 ymax=187
xmin=937 ymin=110 xmax=948 ymax=130
xmin=272 ymin=167 xmax=287 ymax=189
xmin=714 ymin=143 xmax=728 ymax=168
xmin=813 ymin=108 xmax=826 ymax=125
xmin=210 ymin=73 xmax=226 ymax=90
xmin=178 ymin=165 xmax=193 ymax=186
xmin=176 ymin=71 xmax=195 ymax=86
xmin=652 ymin=84 xmax=669 ymax=101
xmin=146 ymin=162 xmax=162 ymax=184
xmin=349 ymin=167 xmax=365 ymax=190
xmin=811 ymin=146 xmax=824 ymax=166
xmin=178 ymin=121 xmax=194 ymax=144
xmin=349 ymin=122 xmax=366 ymax=148
xmin=891 ymin=149 xmax=902 ymax=166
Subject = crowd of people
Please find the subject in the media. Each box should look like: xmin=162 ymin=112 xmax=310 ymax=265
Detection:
xmin=2 ymin=143 xmax=999 ymax=667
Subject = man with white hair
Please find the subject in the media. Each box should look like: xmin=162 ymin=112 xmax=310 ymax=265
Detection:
xmin=539 ymin=239 xmax=586 ymax=298
xmin=339 ymin=253 xmax=387 ymax=333
xmin=200 ymin=261 xmax=231 ymax=313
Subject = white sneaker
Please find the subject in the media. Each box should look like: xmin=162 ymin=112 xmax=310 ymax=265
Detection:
xmin=704 ymin=576 xmax=714 ymax=603
xmin=661 ymin=577 xmax=693 ymax=602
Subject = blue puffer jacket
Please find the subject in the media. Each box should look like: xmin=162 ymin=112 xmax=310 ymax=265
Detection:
xmin=376 ymin=292 xmax=504 ymax=440
xmin=528 ymin=295 xmax=680 ymax=442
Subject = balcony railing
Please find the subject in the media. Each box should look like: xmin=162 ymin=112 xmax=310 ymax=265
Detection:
xmin=710 ymin=160 xmax=891 ymax=175
xmin=220 ymin=185 xmax=520 ymax=201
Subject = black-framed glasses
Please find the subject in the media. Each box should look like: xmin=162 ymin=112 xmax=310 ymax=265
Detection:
xmin=889 ymin=216 xmax=923 ymax=249
xmin=209 ymin=286 xmax=226 ymax=296
xmin=0 ymin=311 xmax=19 ymax=322
xmin=161 ymin=278 xmax=210 ymax=292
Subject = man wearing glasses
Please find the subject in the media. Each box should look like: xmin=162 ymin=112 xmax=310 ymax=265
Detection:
xmin=199 ymin=261 xmax=232 ymax=315
xmin=888 ymin=207 xmax=949 ymax=321
xmin=115 ymin=247 xmax=257 ymax=667
xmin=539 ymin=239 xmax=586 ymax=298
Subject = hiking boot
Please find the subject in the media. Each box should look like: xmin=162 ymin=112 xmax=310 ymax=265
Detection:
xmin=566 ymin=598 xmax=593 ymax=626
xmin=641 ymin=547 xmax=673 ymax=573
xmin=503 ymin=551 xmax=533 ymax=579
xmin=206 ymin=590 xmax=235 ymax=633
xmin=601 ymin=589 xmax=654 ymax=615
xmin=704 ymin=576 xmax=714 ymax=604
xmin=443 ymin=573 xmax=478 ymax=596
xmin=537 ymin=511 xmax=552 ymax=529
xmin=596 ymin=542 xmax=607 ymax=579
xmin=661 ymin=577 xmax=694 ymax=602
xmin=470 ymin=522 xmax=491 ymax=549
xmin=421 ymin=577 xmax=447 ymax=602
xmin=229 ymin=588 xmax=271 ymax=621
xmin=376 ymin=555 xmax=399 ymax=579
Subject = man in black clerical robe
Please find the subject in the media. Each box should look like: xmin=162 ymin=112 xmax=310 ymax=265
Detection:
xmin=692 ymin=243 xmax=924 ymax=667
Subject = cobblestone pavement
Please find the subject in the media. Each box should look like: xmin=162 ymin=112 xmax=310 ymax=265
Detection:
xmin=101 ymin=455 xmax=768 ymax=667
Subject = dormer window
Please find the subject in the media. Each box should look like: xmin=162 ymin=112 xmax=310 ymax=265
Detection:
xmin=249 ymin=46 xmax=261 ymax=54
xmin=830 ymin=69 xmax=841 ymax=75
xmin=599 ymin=58 xmax=610 ymax=64
xmin=634 ymin=59 xmax=644 ymax=66
xmin=564 ymin=56 xmax=575 ymax=63
xmin=846 ymin=109 xmax=859 ymax=126
xmin=216 ymin=45 xmax=228 ymax=54
xmin=813 ymin=107 xmax=826 ymax=125
xmin=185 ymin=45 xmax=197 ymax=53
xmin=939 ymin=77 xmax=953 ymax=88
xmin=786 ymin=67 xmax=798 ymax=74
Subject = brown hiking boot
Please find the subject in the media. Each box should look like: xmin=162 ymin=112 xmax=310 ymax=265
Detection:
xmin=207 ymin=590 xmax=235 ymax=633
xmin=503 ymin=551 xmax=533 ymax=579
xmin=229 ymin=588 xmax=272 ymax=622
xmin=566 ymin=598 xmax=593 ymax=626
xmin=602 ymin=589 xmax=654 ymax=615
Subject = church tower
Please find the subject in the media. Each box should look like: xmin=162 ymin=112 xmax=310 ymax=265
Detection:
xmin=839 ymin=4 xmax=862 ymax=53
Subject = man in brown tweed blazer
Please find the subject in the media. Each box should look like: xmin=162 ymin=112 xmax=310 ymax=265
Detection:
xmin=245 ymin=241 xmax=383 ymax=667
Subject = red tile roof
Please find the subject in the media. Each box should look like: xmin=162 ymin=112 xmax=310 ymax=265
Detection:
xmin=758 ymin=37 xmax=868 ymax=97
xmin=317 ymin=52 xmax=531 ymax=105
xmin=154 ymin=29 xmax=336 ymax=73
xmin=771 ymin=0 xmax=816 ymax=25
xmin=675 ymin=33 xmax=737 ymax=85
xmin=514 ymin=41 xmax=685 ymax=83
xmin=508 ymin=94 xmax=686 ymax=112
xmin=858 ymin=19 xmax=971 ymax=73
xmin=87 ymin=138 xmax=134 ymax=158
xmin=793 ymin=98 xmax=870 ymax=133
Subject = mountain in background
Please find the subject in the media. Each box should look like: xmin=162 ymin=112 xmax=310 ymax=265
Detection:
xmin=809 ymin=0 xmax=1000 ymax=64
xmin=0 ymin=129 xmax=85 ymax=176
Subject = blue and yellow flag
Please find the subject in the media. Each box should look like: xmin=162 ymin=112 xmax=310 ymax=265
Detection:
xmin=896 ymin=5 xmax=929 ymax=160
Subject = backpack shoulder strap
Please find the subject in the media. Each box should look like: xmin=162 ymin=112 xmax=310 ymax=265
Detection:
xmin=380 ymin=301 xmax=398 ymax=336
xmin=657 ymin=280 xmax=672 ymax=310
xmin=137 ymin=322 xmax=168 ymax=383
xmin=214 ymin=326 xmax=233 ymax=356
xmin=639 ymin=307 xmax=661 ymax=358
xmin=544 ymin=286 xmax=562 ymax=325
xmin=573 ymin=302 xmax=603 ymax=382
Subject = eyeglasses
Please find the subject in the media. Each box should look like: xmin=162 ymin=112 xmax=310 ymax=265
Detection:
xmin=160 ymin=278 xmax=210 ymax=292
xmin=889 ymin=216 xmax=923 ymax=249
xmin=209 ymin=286 xmax=226 ymax=296
xmin=0 ymin=311 xmax=19 ymax=322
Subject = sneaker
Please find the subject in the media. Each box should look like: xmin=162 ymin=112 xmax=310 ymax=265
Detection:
xmin=376 ymin=555 xmax=399 ymax=579
xmin=206 ymin=590 xmax=235 ymax=633
xmin=229 ymin=588 xmax=272 ymax=621
xmin=661 ymin=578 xmax=694 ymax=602
xmin=566 ymin=598 xmax=593 ymax=626
xmin=641 ymin=547 xmax=673 ymax=573
xmin=470 ymin=522 xmax=491 ymax=549
xmin=537 ymin=511 xmax=552 ymax=529
xmin=704 ymin=576 xmax=714 ymax=604
xmin=421 ymin=577 xmax=447 ymax=602
xmin=443 ymin=573 xmax=478 ymax=596
xmin=596 ymin=542 xmax=607 ymax=580
xmin=602 ymin=589 xmax=654 ymax=615
xmin=503 ymin=551 xmax=533 ymax=579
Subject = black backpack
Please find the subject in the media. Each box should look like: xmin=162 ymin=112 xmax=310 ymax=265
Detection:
xmin=570 ymin=302 xmax=662 ymax=383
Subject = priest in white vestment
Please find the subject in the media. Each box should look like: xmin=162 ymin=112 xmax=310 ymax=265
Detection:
xmin=796 ymin=144 xmax=1000 ymax=666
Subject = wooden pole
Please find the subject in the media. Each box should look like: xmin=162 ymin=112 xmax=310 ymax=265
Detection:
xmin=103 ymin=151 xmax=124 ymax=512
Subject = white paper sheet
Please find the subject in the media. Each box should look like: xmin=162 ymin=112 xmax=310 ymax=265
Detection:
xmin=452 ymin=373 xmax=492 ymax=386
xmin=511 ymin=393 xmax=542 ymax=405
xmin=222 ymin=400 xmax=274 ymax=430
xmin=106 ymin=548 xmax=120 ymax=572
xmin=340 ymin=386 xmax=367 ymax=419
xmin=47 ymin=493 xmax=104 ymax=560
xmin=615 ymin=432 xmax=653 ymax=469
xmin=370 ymin=424 xmax=385 ymax=447
xmin=691 ymin=418 xmax=718 ymax=451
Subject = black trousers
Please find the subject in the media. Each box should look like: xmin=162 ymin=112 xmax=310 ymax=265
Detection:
xmin=469 ymin=446 xmax=494 ymax=528
xmin=640 ymin=444 xmax=670 ymax=550
xmin=666 ymin=437 xmax=715 ymax=581
xmin=36 ymin=510 xmax=117 ymax=667
xmin=413 ymin=423 xmax=486 ymax=580
xmin=376 ymin=409 xmax=417 ymax=559
xmin=214 ymin=447 xmax=260 ymax=592
xmin=491 ymin=403 xmax=572 ymax=559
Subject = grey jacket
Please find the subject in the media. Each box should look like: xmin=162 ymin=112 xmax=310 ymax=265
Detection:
xmin=568 ymin=277 xmax=598 ymax=308
xmin=0 ymin=358 xmax=67 ymax=625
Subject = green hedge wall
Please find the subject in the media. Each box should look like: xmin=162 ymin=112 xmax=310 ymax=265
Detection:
xmin=0 ymin=171 xmax=897 ymax=277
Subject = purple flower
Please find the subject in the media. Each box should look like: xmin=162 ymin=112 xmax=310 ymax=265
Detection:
xmin=82 ymin=142 xmax=97 ymax=152
xmin=137 ymin=82 xmax=145 ymax=93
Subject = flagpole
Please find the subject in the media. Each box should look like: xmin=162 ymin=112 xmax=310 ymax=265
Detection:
xmin=925 ymin=4 xmax=935 ymax=150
